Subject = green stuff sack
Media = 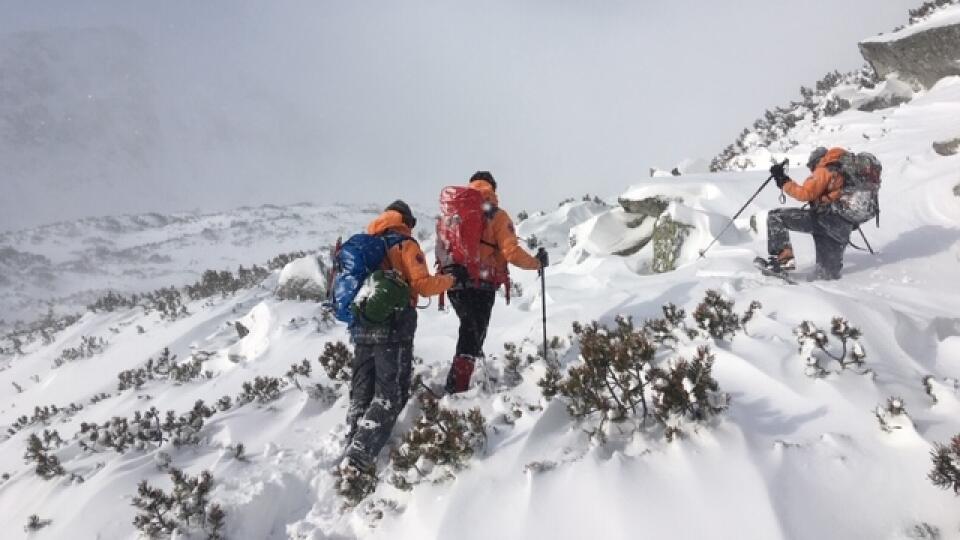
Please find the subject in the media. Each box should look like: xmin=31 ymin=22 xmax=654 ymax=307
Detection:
xmin=351 ymin=269 xmax=410 ymax=325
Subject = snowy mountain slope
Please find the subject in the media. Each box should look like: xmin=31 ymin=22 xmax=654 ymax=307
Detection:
xmin=3 ymin=23 xmax=960 ymax=540
xmin=0 ymin=203 xmax=387 ymax=329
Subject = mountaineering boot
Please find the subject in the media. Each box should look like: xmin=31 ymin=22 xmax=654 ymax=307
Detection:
xmin=757 ymin=247 xmax=795 ymax=273
xmin=445 ymin=354 xmax=476 ymax=394
xmin=334 ymin=455 xmax=377 ymax=506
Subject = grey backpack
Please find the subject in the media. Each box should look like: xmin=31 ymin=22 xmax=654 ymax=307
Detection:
xmin=833 ymin=152 xmax=881 ymax=225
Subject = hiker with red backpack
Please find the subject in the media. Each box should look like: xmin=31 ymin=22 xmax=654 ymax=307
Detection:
xmin=757 ymin=147 xmax=881 ymax=280
xmin=330 ymin=200 xmax=459 ymax=488
xmin=436 ymin=171 xmax=548 ymax=394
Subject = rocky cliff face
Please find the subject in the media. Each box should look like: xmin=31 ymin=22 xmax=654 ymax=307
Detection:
xmin=860 ymin=12 xmax=960 ymax=89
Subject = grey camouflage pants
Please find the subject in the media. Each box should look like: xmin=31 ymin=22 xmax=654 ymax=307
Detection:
xmin=767 ymin=208 xmax=848 ymax=280
xmin=345 ymin=339 xmax=414 ymax=466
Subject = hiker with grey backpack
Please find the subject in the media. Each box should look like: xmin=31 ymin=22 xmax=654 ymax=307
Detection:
xmin=756 ymin=146 xmax=881 ymax=280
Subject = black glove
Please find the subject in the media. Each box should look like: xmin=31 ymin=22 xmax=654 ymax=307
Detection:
xmin=536 ymin=248 xmax=549 ymax=269
xmin=770 ymin=163 xmax=789 ymax=189
xmin=443 ymin=264 xmax=470 ymax=287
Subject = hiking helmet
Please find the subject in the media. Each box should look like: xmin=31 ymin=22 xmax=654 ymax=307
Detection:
xmin=385 ymin=200 xmax=417 ymax=229
xmin=807 ymin=147 xmax=828 ymax=171
xmin=470 ymin=171 xmax=497 ymax=191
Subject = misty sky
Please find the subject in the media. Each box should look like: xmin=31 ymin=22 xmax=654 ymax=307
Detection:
xmin=1 ymin=0 xmax=918 ymax=231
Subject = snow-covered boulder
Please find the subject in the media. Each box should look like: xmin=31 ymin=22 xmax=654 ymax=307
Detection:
xmin=860 ymin=5 xmax=960 ymax=89
xmin=275 ymin=255 xmax=327 ymax=302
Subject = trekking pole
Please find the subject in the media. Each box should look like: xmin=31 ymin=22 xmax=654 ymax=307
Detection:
xmin=698 ymin=159 xmax=788 ymax=259
xmin=540 ymin=266 xmax=549 ymax=365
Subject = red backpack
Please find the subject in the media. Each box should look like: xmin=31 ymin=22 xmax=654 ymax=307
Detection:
xmin=436 ymin=186 xmax=510 ymax=298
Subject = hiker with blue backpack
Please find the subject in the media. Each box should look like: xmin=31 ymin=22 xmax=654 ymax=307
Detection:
xmin=330 ymin=200 xmax=461 ymax=488
xmin=756 ymin=147 xmax=881 ymax=280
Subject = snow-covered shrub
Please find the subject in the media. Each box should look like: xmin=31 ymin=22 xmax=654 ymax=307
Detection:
xmin=116 ymin=348 xmax=209 ymax=391
xmin=543 ymin=316 xmax=728 ymax=442
xmin=266 ymin=250 xmax=308 ymax=271
xmin=52 ymin=335 xmax=107 ymax=368
xmin=285 ymin=359 xmax=313 ymax=389
xmin=275 ymin=255 xmax=328 ymax=302
xmin=517 ymin=210 xmax=529 ymax=222
xmin=334 ymin=460 xmax=378 ymax=507
xmin=907 ymin=0 xmax=960 ymax=25
xmin=643 ymin=302 xmax=696 ymax=346
xmin=525 ymin=234 xmax=540 ymax=250
xmin=24 ymin=430 xmax=65 ymax=479
xmin=794 ymin=317 xmax=866 ymax=377
xmin=388 ymin=392 xmax=487 ymax=491
xmin=875 ymin=397 xmax=910 ymax=433
xmin=236 ymin=376 xmax=286 ymax=405
xmin=131 ymin=468 xmax=225 ymax=539
xmin=929 ymin=434 xmax=960 ymax=494
xmin=710 ymin=66 xmax=880 ymax=171
xmin=1 ymin=309 xmax=81 ymax=356
xmin=161 ymin=400 xmax=217 ymax=447
xmin=24 ymin=514 xmax=52 ymax=532
xmin=692 ymin=291 xmax=761 ymax=341
xmin=650 ymin=347 xmax=729 ymax=441
xmin=8 ymin=402 xmax=84 ymax=435
xmin=318 ymin=342 xmax=353 ymax=382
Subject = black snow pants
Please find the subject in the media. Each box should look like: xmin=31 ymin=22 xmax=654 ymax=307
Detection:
xmin=448 ymin=287 xmax=497 ymax=358
xmin=345 ymin=307 xmax=416 ymax=466
xmin=767 ymin=207 xmax=853 ymax=280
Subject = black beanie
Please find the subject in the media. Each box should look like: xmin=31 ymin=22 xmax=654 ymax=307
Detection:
xmin=470 ymin=171 xmax=497 ymax=191
xmin=385 ymin=200 xmax=417 ymax=228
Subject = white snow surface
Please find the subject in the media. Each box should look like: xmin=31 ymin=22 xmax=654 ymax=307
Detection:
xmin=278 ymin=257 xmax=327 ymax=290
xmin=3 ymin=56 xmax=960 ymax=540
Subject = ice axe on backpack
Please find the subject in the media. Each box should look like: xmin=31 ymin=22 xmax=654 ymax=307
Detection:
xmin=698 ymin=158 xmax=789 ymax=259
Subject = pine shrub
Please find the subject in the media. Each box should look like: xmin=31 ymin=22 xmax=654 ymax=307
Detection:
xmin=236 ymin=376 xmax=286 ymax=405
xmin=388 ymin=392 xmax=487 ymax=490
xmin=318 ymin=342 xmax=353 ymax=382
xmin=541 ymin=315 xmax=729 ymax=442
xmin=24 ymin=431 xmax=65 ymax=479
xmin=929 ymin=434 xmax=960 ymax=494
xmin=794 ymin=317 xmax=866 ymax=377
xmin=131 ymin=468 xmax=225 ymax=539
xmin=24 ymin=514 xmax=52 ymax=532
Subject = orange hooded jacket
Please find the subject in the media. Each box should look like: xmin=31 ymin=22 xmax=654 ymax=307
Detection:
xmin=366 ymin=210 xmax=455 ymax=303
xmin=783 ymin=147 xmax=846 ymax=205
xmin=469 ymin=180 xmax=542 ymax=275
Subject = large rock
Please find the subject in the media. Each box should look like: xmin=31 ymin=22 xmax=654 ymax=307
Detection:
xmin=859 ymin=16 xmax=960 ymax=89
xmin=618 ymin=196 xmax=670 ymax=217
xmin=933 ymin=137 xmax=960 ymax=156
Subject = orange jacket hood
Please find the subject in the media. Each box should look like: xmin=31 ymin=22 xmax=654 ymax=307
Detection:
xmin=816 ymin=148 xmax=847 ymax=169
xmin=367 ymin=210 xmax=412 ymax=237
xmin=469 ymin=180 xmax=500 ymax=206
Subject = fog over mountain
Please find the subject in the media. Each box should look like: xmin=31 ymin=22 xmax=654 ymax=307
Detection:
xmin=1 ymin=0 xmax=916 ymax=231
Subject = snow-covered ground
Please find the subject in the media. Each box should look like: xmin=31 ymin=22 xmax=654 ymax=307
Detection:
xmin=0 ymin=203 xmax=390 ymax=328
xmin=3 ymin=27 xmax=960 ymax=540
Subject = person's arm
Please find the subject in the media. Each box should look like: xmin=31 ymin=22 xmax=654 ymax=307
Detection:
xmin=400 ymin=241 xmax=455 ymax=296
xmin=492 ymin=212 xmax=541 ymax=271
xmin=783 ymin=168 xmax=833 ymax=203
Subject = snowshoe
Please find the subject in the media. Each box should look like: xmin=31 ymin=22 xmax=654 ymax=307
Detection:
xmin=753 ymin=257 xmax=797 ymax=285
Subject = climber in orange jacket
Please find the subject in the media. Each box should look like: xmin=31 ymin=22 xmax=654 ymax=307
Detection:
xmin=442 ymin=171 xmax=547 ymax=393
xmin=760 ymin=147 xmax=854 ymax=280
xmin=340 ymin=201 xmax=454 ymax=488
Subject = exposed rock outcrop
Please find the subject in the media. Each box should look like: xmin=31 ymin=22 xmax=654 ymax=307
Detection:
xmin=860 ymin=15 xmax=960 ymax=89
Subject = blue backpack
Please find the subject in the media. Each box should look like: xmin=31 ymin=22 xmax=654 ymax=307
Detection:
xmin=330 ymin=232 xmax=408 ymax=325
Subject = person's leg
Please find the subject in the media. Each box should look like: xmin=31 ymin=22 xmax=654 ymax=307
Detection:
xmin=813 ymin=234 xmax=845 ymax=280
xmin=767 ymin=208 xmax=814 ymax=255
xmin=346 ymin=340 xmax=411 ymax=466
xmin=345 ymin=343 xmax=376 ymax=442
xmin=448 ymin=289 xmax=483 ymax=357
xmin=446 ymin=288 xmax=496 ymax=393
